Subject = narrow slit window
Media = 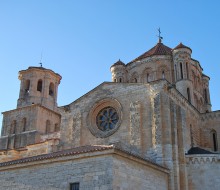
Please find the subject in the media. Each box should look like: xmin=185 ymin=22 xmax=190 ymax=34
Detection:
xmin=11 ymin=120 xmax=16 ymax=134
xmin=211 ymin=130 xmax=218 ymax=152
xmin=134 ymin=78 xmax=137 ymax=83
xmin=147 ymin=73 xmax=149 ymax=82
xmin=37 ymin=80 xmax=43 ymax=92
xmin=46 ymin=120 xmax=51 ymax=134
xmin=180 ymin=63 xmax=183 ymax=79
xmin=162 ymin=71 xmax=165 ymax=79
xmin=25 ymin=80 xmax=30 ymax=94
xmin=49 ymin=82 xmax=55 ymax=96
xmin=187 ymin=88 xmax=191 ymax=103
xmin=55 ymin=123 xmax=60 ymax=132
xmin=22 ymin=118 xmax=27 ymax=132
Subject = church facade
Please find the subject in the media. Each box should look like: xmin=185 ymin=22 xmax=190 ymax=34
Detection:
xmin=0 ymin=39 xmax=220 ymax=190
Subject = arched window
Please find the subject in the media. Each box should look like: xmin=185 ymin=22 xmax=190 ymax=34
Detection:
xmin=10 ymin=120 xmax=16 ymax=134
xmin=146 ymin=73 xmax=150 ymax=82
xmin=204 ymin=89 xmax=208 ymax=103
xmin=180 ymin=62 xmax=183 ymax=79
xmin=131 ymin=77 xmax=137 ymax=83
xmin=25 ymin=80 xmax=30 ymax=94
xmin=37 ymin=79 xmax=43 ymax=92
xmin=162 ymin=71 xmax=165 ymax=79
xmin=22 ymin=118 xmax=27 ymax=132
xmin=54 ymin=123 xmax=60 ymax=132
xmin=119 ymin=78 xmax=122 ymax=83
xmin=49 ymin=82 xmax=54 ymax=96
xmin=211 ymin=130 xmax=218 ymax=152
xmin=186 ymin=63 xmax=189 ymax=79
xmin=187 ymin=88 xmax=191 ymax=103
xmin=114 ymin=78 xmax=116 ymax=82
xmin=46 ymin=120 xmax=51 ymax=134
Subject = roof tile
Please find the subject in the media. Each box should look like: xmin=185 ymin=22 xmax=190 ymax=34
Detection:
xmin=129 ymin=42 xmax=172 ymax=63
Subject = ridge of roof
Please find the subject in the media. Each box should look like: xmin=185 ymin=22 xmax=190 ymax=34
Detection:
xmin=129 ymin=42 xmax=172 ymax=64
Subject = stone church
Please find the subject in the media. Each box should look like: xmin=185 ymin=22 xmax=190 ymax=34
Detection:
xmin=0 ymin=38 xmax=220 ymax=190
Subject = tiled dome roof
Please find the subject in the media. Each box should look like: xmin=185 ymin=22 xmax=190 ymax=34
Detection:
xmin=173 ymin=42 xmax=192 ymax=52
xmin=129 ymin=42 xmax=172 ymax=63
xmin=111 ymin=59 xmax=125 ymax=68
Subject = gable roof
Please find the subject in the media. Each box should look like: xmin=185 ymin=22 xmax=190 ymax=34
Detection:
xmin=129 ymin=42 xmax=172 ymax=63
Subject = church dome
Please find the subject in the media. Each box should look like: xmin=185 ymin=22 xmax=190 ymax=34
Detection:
xmin=110 ymin=59 xmax=125 ymax=68
xmin=129 ymin=42 xmax=172 ymax=63
xmin=173 ymin=42 xmax=192 ymax=53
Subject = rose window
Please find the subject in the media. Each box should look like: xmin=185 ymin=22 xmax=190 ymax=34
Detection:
xmin=96 ymin=107 xmax=119 ymax=131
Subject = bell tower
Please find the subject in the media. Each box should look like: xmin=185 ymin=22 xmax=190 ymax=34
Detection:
xmin=17 ymin=66 xmax=62 ymax=111
xmin=0 ymin=66 xmax=62 ymax=151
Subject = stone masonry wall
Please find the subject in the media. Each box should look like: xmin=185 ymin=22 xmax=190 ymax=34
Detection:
xmin=0 ymin=154 xmax=113 ymax=190
xmin=112 ymin=154 xmax=169 ymax=190
xmin=186 ymin=155 xmax=220 ymax=190
xmin=59 ymin=82 xmax=158 ymax=156
xmin=0 ymin=150 xmax=169 ymax=190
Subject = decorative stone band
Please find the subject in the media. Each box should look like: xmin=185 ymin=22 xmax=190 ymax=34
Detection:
xmin=201 ymin=111 xmax=220 ymax=121
xmin=186 ymin=155 xmax=219 ymax=164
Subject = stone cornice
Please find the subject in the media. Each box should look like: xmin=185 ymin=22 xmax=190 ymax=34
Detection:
xmin=186 ymin=154 xmax=219 ymax=164
xmin=201 ymin=111 xmax=220 ymax=121
xmin=163 ymin=81 xmax=200 ymax=119
xmin=2 ymin=104 xmax=61 ymax=117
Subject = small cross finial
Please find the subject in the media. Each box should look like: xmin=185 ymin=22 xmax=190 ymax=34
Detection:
xmin=157 ymin=28 xmax=163 ymax=43
xmin=39 ymin=51 xmax=43 ymax=67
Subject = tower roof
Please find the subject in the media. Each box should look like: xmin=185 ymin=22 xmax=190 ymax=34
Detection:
xmin=110 ymin=59 xmax=125 ymax=68
xmin=19 ymin=66 xmax=62 ymax=79
xmin=129 ymin=42 xmax=172 ymax=63
xmin=173 ymin=42 xmax=192 ymax=52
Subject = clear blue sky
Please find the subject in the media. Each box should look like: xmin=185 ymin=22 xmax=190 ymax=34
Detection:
xmin=0 ymin=1 xmax=220 ymax=131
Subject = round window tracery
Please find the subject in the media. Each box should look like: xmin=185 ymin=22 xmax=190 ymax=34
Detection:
xmin=96 ymin=107 xmax=119 ymax=131
xmin=87 ymin=98 xmax=122 ymax=138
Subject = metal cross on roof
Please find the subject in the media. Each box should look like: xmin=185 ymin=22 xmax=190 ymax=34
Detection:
xmin=158 ymin=28 xmax=163 ymax=43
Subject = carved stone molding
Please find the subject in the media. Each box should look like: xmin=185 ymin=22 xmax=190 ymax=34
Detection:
xmin=201 ymin=111 xmax=220 ymax=121
xmin=186 ymin=155 xmax=218 ymax=164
